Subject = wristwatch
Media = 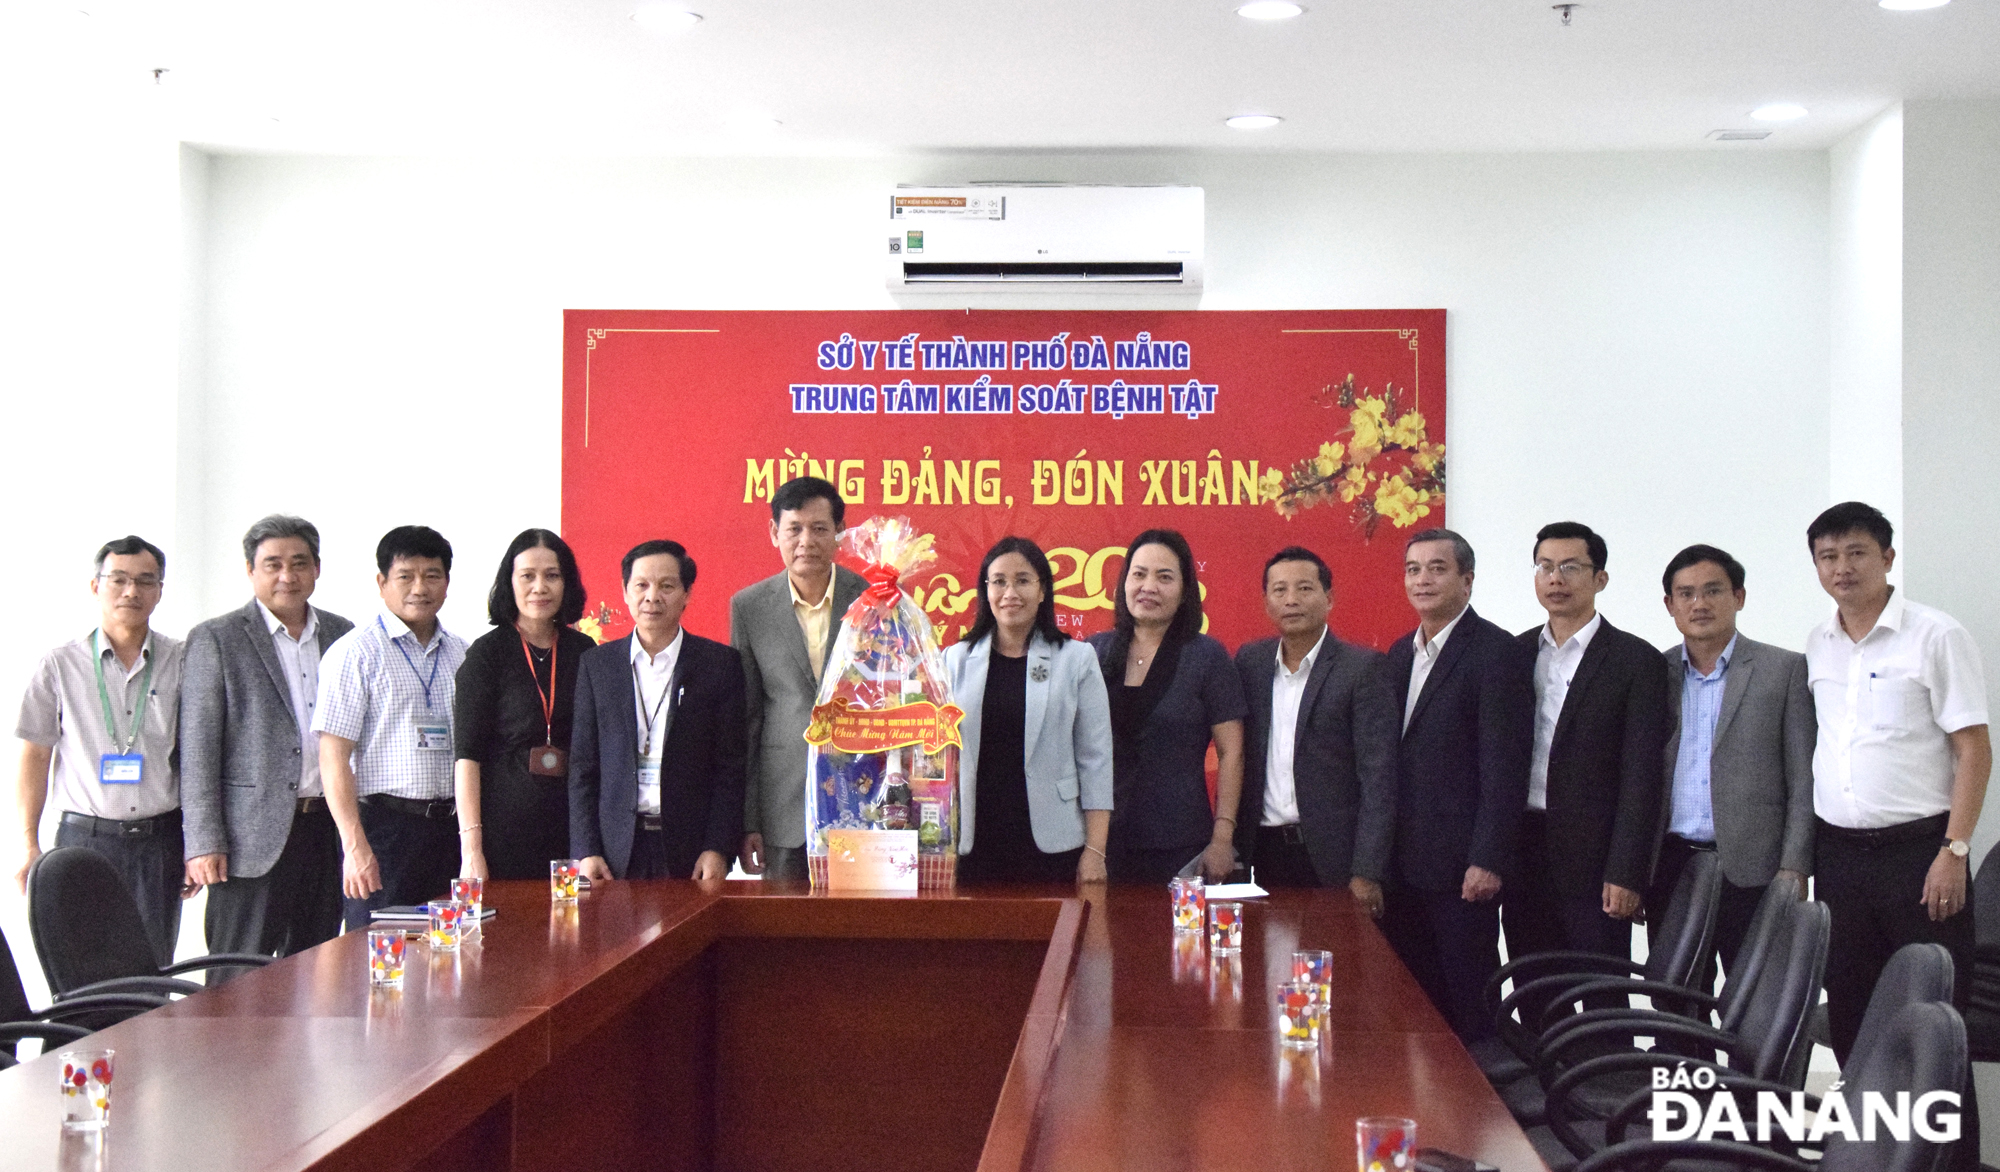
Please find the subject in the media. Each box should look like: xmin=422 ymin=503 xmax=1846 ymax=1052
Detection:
xmin=1945 ymin=838 xmax=1971 ymax=859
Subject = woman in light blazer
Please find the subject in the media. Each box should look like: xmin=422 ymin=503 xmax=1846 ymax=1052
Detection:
xmin=945 ymin=537 xmax=1114 ymax=884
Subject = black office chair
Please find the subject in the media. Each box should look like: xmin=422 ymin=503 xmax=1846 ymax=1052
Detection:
xmin=1572 ymin=999 xmax=1967 ymax=1172
xmin=1540 ymin=898 xmax=1830 ymax=1162
xmin=26 ymin=847 xmax=272 ymax=1000
xmin=1487 ymin=850 xmax=1725 ymax=1069
xmin=1964 ymin=841 xmax=2000 ymax=1062
xmin=0 ymin=922 xmax=165 ymax=1065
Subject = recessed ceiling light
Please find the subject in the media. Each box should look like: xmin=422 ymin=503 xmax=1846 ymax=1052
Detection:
xmin=1751 ymin=103 xmax=1808 ymax=122
xmin=1237 ymin=1 xmax=1305 ymax=19
xmin=1226 ymin=114 xmax=1283 ymax=130
xmin=632 ymin=4 xmax=701 ymax=31
xmin=1880 ymin=0 xmax=1949 ymax=10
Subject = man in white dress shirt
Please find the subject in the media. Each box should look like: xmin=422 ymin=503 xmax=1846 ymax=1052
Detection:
xmin=1805 ymin=501 xmax=1990 ymax=1070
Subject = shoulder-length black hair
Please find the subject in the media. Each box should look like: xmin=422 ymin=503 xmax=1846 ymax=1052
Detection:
xmin=1112 ymin=529 xmax=1204 ymax=644
xmin=487 ymin=529 xmax=587 ymax=627
xmin=963 ymin=536 xmax=1068 ymax=650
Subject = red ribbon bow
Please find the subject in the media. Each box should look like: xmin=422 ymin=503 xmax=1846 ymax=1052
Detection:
xmin=861 ymin=562 xmax=903 ymax=603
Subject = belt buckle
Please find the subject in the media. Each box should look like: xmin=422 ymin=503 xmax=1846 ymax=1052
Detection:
xmin=122 ymin=819 xmax=147 ymax=838
xmin=427 ymin=801 xmax=453 ymax=820
xmin=641 ymin=815 xmax=663 ymax=832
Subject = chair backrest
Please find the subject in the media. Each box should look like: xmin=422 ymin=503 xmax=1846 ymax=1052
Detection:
xmin=0 ymin=924 xmax=31 ymax=1025
xmin=1718 ymin=872 xmax=1806 ymax=1032
xmin=1821 ymin=1001 xmax=1967 ymax=1172
xmin=26 ymin=847 xmax=163 ymax=994
xmin=1640 ymin=849 xmax=1722 ymax=988
xmin=1727 ymin=897 xmax=1831 ymax=1086
xmin=1848 ymin=943 xmax=1955 ymax=1073
xmin=1976 ymin=841 xmax=2000 ymax=950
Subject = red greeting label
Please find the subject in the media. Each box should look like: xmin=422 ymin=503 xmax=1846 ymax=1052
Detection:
xmin=803 ymin=697 xmax=966 ymax=754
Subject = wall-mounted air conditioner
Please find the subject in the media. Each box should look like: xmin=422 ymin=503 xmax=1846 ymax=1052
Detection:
xmin=885 ymin=185 xmax=1203 ymax=297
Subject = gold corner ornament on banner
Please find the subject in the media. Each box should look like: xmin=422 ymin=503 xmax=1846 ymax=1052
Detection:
xmin=803 ymin=696 xmax=966 ymax=755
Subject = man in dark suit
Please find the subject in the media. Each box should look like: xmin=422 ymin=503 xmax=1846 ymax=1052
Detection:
xmin=1233 ymin=546 xmax=1397 ymax=905
xmin=572 ymin=540 xmax=746 ymax=882
xmin=729 ymin=477 xmax=866 ymax=881
xmin=1648 ymin=544 xmax=1813 ymax=976
xmin=182 ymin=515 xmax=355 ymax=959
xmin=1505 ymin=521 xmax=1671 ymax=967
xmin=1379 ymin=529 xmax=1534 ymax=1041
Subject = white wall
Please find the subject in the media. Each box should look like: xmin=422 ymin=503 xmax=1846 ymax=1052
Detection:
xmin=1829 ymin=107 xmax=1905 ymax=539
xmin=189 ymin=150 xmax=1833 ymax=651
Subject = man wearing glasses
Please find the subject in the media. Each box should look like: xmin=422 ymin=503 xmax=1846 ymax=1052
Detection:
xmin=15 ymin=535 xmax=190 ymax=966
xmin=1648 ymin=544 xmax=1813 ymax=977
xmin=1505 ymin=521 xmax=1670 ymax=969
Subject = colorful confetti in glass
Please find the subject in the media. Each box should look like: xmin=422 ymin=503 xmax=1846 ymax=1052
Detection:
xmin=1275 ymin=981 xmax=1319 ymax=1048
xmin=1357 ymin=1116 xmax=1416 ymax=1172
xmin=1208 ymin=901 xmax=1243 ymax=953
xmin=427 ymin=900 xmax=466 ymax=951
xmin=551 ymin=859 xmax=581 ymax=903
xmin=58 ymin=1049 xmax=114 ymax=1131
xmin=368 ymin=929 xmax=407 ymax=987
xmin=1293 ymin=947 xmax=1333 ymax=1031
xmin=450 ymin=876 xmax=484 ymax=933
xmin=1169 ymin=875 xmax=1206 ymax=934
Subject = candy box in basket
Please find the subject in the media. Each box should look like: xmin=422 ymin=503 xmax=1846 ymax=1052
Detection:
xmin=804 ymin=517 xmax=963 ymax=890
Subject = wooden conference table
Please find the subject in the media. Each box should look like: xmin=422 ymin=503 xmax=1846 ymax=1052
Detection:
xmin=0 ymin=880 xmax=1549 ymax=1172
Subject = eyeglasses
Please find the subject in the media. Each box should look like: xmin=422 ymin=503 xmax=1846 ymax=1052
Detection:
xmin=1672 ymin=584 xmax=1734 ymax=604
xmin=1532 ymin=561 xmax=1595 ymax=582
xmin=98 ymin=573 xmax=163 ymax=592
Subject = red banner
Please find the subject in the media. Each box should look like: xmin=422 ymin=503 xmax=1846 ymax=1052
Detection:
xmin=561 ymin=310 xmax=1445 ymax=653
xmin=803 ymin=698 xmax=967 ymax=755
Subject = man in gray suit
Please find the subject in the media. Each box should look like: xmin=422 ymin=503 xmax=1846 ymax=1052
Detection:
xmin=1647 ymin=544 xmax=1814 ymax=974
xmin=1232 ymin=547 xmax=1398 ymax=909
xmin=182 ymin=516 xmax=355 ymax=957
xmin=729 ymin=477 xmax=865 ymax=880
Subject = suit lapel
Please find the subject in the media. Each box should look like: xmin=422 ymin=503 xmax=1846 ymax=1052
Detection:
xmin=1022 ymin=640 xmax=1051 ymax=759
xmin=773 ymin=578 xmax=818 ymax=685
xmin=241 ymin=601 xmax=295 ymax=727
xmin=1406 ymin=612 xmax=1476 ymax=734
xmin=824 ymin=569 xmax=865 ymax=678
xmin=1712 ymin=640 xmax=1755 ymax=745
xmin=1296 ymin=632 xmax=1337 ymax=743
xmin=1553 ymin=618 xmax=1615 ymax=748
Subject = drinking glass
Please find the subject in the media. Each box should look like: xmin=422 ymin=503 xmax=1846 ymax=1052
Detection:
xmin=426 ymin=899 xmax=466 ymax=951
xmin=368 ymin=928 xmax=407 ymax=987
xmin=551 ymin=859 xmax=581 ymax=903
xmin=1357 ymin=1116 xmax=1416 ymax=1172
xmin=1294 ymin=948 xmax=1333 ymax=1024
xmin=1275 ymin=981 xmax=1319 ymax=1048
xmin=1169 ymin=875 xmax=1205 ymax=933
xmin=449 ymin=876 xmax=484 ymax=934
xmin=58 ymin=1049 xmax=115 ymax=1132
xmin=1207 ymin=901 xmax=1242 ymax=953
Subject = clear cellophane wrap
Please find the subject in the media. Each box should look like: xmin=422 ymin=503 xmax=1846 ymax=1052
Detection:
xmin=804 ymin=517 xmax=961 ymax=889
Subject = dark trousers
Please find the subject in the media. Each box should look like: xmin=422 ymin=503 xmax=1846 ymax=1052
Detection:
xmin=1505 ymin=811 xmax=1633 ymax=963
xmin=1108 ymin=843 xmax=1205 ymax=885
xmin=625 ymin=821 xmax=694 ymax=881
xmin=205 ymin=806 xmax=343 ymax=960
xmin=1254 ymin=825 xmax=1324 ymax=888
xmin=1382 ymin=882 xmax=1502 ymax=1041
xmin=55 ymin=810 xmax=185 ymax=968
xmin=1645 ymin=834 xmax=1766 ymax=985
xmin=1816 ymin=814 xmax=1978 ymax=1170
xmin=762 ymin=845 xmax=809 ymax=882
xmin=341 ymin=799 xmax=460 ymax=932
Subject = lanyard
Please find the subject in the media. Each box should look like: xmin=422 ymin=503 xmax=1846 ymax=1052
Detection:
xmin=380 ymin=616 xmax=442 ymax=710
xmin=631 ymin=657 xmax=673 ymax=757
xmin=91 ymin=631 xmax=155 ymax=755
xmin=519 ymin=632 xmax=560 ymax=747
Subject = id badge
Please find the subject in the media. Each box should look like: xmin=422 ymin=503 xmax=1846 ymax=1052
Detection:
xmin=100 ymin=753 xmax=143 ymax=784
xmin=637 ymin=761 xmax=662 ymax=811
xmin=528 ymin=745 xmax=568 ymax=777
xmin=414 ymin=721 xmax=451 ymax=752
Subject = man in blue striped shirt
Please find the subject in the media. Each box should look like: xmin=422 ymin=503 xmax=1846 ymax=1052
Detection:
xmin=1647 ymin=544 xmax=1815 ymax=976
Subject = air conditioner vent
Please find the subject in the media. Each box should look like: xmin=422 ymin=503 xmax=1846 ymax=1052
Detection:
xmin=1707 ymin=129 xmax=1773 ymax=141
xmin=902 ymin=261 xmax=1185 ymax=283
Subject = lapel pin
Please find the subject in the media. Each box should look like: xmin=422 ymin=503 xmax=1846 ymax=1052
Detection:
xmin=1031 ymin=663 xmax=1049 ymax=682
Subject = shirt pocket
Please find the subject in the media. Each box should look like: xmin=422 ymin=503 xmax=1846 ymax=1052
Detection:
xmin=1054 ymin=774 xmax=1080 ymax=802
xmin=1870 ymin=675 xmax=1930 ymax=729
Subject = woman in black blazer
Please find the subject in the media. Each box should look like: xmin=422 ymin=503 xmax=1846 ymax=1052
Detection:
xmin=1088 ymin=529 xmax=1247 ymax=884
xmin=452 ymin=529 xmax=596 ymax=881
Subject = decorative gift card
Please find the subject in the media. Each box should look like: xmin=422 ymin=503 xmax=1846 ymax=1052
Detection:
xmin=823 ymin=828 xmax=921 ymax=892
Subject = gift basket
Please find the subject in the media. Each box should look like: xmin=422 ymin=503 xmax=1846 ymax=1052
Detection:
xmin=803 ymin=516 xmax=964 ymax=889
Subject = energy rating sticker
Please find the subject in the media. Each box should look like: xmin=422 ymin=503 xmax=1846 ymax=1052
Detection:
xmin=804 ymin=697 xmax=965 ymax=754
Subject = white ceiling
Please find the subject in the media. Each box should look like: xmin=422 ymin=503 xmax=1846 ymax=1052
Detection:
xmin=20 ymin=0 xmax=2000 ymax=155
